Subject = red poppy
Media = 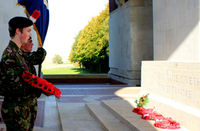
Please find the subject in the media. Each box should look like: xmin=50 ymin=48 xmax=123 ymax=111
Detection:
xmin=142 ymin=112 xmax=165 ymax=120
xmin=35 ymin=78 xmax=46 ymax=89
xmin=154 ymin=118 xmax=181 ymax=129
xmin=31 ymin=77 xmax=40 ymax=87
xmin=53 ymin=87 xmax=61 ymax=98
xmin=22 ymin=70 xmax=33 ymax=82
xmin=45 ymin=82 xmax=54 ymax=94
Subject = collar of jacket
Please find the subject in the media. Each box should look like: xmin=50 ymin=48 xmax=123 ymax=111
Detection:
xmin=9 ymin=41 xmax=23 ymax=56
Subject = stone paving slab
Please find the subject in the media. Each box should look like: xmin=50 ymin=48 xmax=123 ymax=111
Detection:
xmin=59 ymin=86 xmax=140 ymax=95
xmin=55 ymin=84 xmax=130 ymax=88
xmin=58 ymin=103 xmax=103 ymax=131
xmin=42 ymin=95 xmax=62 ymax=130
xmin=57 ymin=95 xmax=125 ymax=103
xmin=58 ymin=85 xmax=141 ymax=103
xmin=60 ymin=88 xmax=123 ymax=95
xmin=33 ymin=127 xmax=61 ymax=131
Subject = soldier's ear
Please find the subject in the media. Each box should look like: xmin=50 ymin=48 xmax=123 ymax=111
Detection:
xmin=16 ymin=28 xmax=20 ymax=35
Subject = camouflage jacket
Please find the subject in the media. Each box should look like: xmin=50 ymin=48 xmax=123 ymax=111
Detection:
xmin=0 ymin=41 xmax=46 ymax=101
xmin=22 ymin=47 xmax=47 ymax=98
xmin=22 ymin=47 xmax=46 ymax=76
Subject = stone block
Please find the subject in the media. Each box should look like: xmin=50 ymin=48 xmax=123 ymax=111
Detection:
xmin=109 ymin=0 xmax=153 ymax=85
xmin=153 ymin=0 xmax=200 ymax=61
xmin=131 ymin=0 xmax=145 ymax=7
xmin=141 ymin=61 xmax=200 ymax=130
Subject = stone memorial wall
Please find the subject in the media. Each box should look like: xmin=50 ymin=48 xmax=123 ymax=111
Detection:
xmin=141 ymin=61 xmax=200 ymax=130
xmin=109 ymin=0 xmax=153 ymax=86
xmin=153 ymin=0 xmax=200 ymax=61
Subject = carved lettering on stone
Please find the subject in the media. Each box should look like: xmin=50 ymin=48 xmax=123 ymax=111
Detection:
xmin=153 ymin=70 xmax=200 ymax=99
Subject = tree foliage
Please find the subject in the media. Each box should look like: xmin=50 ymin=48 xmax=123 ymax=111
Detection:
xmin=68 ymin=30 xmax=82 ymax=63
xmin=68 ymin=4 xmax=109 ymax=73
xmin=52 ymin=54 xmax=63 ymax=64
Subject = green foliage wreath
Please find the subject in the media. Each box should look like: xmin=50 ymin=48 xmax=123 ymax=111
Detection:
xmin=137 ymin=93 xmax=149 ymax=107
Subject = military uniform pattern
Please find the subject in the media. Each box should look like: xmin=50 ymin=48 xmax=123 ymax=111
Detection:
xmin=22 ymin=47 xmax=46 ymax=99
xmin=22 ymin=47 xmax=46 ymax=131
xmin=1 ymin=41 xmax=46 ymax=131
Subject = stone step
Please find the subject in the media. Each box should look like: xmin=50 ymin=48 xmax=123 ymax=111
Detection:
xmin=57 ymin=103 xmax=103 ymax=131
xmin=33 ymin=127 xmax=62 ymax=131
xmin=85 ymin=102 xmax=131 ymax=131
xmin=0 ymin=125 xmax=61 ymax=131
xmin=101 ymin=99 xmax=190 ymax=131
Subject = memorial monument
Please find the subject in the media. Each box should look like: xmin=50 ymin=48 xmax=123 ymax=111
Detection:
xmin=109 ymin=0 xmax=200 ymax=130
xmin=1 ymin=0 xmax=200 ymax=130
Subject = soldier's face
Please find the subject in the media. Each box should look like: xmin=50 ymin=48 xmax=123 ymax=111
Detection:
xmin=20 ymin=26 xmax=32 ymax=44
xmin=21 ymin=39 xmax=33 ymax=52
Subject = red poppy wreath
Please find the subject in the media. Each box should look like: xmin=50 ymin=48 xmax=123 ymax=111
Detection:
xmin=132 ymin=94 xmax=181 ymax=130
xmin=22 ymin=70 xmax=61 ymax=98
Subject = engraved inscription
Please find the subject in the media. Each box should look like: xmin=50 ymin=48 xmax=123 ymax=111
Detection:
xmin=154 ymin=72 xmax=200 ymax=86
xmin=180 ymin=76 xmax=200 ymax=85
xmin=153 ymin=71 xmax=197 ymax=98
xmin=158 ymin=84 xmax=191 ymax=98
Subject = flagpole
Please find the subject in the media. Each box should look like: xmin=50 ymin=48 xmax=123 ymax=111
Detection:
xmin=38 ymin=64 xmax=41 ymax=77
xmin=17 ymin=0 xmax=49 ymax=78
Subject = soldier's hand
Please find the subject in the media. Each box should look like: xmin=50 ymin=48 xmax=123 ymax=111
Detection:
xmin=42 ymin=91 xmax=53 ymax=96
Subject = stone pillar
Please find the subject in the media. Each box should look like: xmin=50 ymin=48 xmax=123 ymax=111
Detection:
xmin=0 ymin=0 xmax=38 ymax=58
xmin=109 ymin=0 xmax=153 ymax=86
xmin=153 ymin=0 xmax=200 ymax=61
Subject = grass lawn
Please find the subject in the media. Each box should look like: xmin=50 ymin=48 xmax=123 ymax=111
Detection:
xmin=42 ymin=66 xmax=91 ymax=74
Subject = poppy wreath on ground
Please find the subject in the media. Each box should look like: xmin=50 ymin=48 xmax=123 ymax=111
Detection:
xmin=132 ymin=107 xmax=181 ymax=129
xmin=132 ymin=107 xmax=164 ymax=120
xmin=132 ymin=93 xmax=181 ymax=130
xmin=132 ymin=107 xmax=153 ymax=115
xmin=22 ymin=70 xmax=61 ymax=98
xmin=141 ymin=111 xmax=165 ymax=121
xmin=154 ymin=119 xmax=181 ymax=129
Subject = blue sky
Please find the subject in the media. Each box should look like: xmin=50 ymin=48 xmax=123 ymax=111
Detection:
xmin=43 ymin=0 xmax=109 ymax=58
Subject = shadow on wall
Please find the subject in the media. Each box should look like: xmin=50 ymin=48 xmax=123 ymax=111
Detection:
xmin=153 ymin=1 xmax=199 ymax=60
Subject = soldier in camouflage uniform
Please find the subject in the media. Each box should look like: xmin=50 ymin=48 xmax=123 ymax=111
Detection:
xmin=21 ymin=37 xmax=47 ymax=130
xmin=0 ymin=16 xmax=47 ymax=131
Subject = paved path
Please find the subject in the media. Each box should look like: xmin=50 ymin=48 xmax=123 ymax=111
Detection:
xmin=56 ymin=84 xmax=140 ymax=103
xmin=0 ymin=84 xmax=141 ymax=131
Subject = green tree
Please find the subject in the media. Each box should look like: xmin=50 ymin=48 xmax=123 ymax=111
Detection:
xmin=69 ymin=4 xmax=109 ymax=73
xmin=52 ymin=54 xmax=63 ymax=64
xmin=68 ymin=30 xmax=82 ymax=63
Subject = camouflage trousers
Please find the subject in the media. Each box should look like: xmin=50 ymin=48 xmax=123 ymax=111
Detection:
xmin=1 ymin=99 xmax=38 ymax=131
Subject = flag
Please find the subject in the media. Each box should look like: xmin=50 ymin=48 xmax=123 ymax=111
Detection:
xmin=17 ymin=0 xmax=49 ymax=47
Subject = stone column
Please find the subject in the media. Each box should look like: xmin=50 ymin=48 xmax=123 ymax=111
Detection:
xmin=109 ymin=0 xmax=153 ymax=86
